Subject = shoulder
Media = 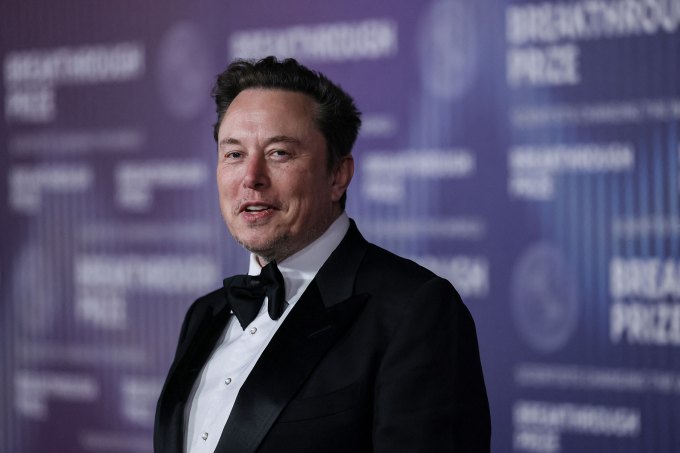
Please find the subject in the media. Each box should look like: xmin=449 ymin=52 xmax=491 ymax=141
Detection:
xmin=354 ymin=241 xmax=464 ymax=322
xmin=359 ymin=242 xmax=449 ymax=292
xmin=355 ymin=241 xmax=476 ymax=350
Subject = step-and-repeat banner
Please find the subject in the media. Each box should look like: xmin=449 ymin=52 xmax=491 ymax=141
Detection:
xmin=2 ymin=1 xmax=679 ymax=451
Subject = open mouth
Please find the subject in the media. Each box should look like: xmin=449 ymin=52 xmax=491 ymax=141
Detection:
xmin=239 ymin=202 xmax=278 ymax=217
xmin=244 ymin=205 xmax=270 ymax=213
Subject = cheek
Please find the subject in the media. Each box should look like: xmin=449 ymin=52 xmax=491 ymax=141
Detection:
xmin=217 ymin=169 xmax=238 ymax=192
xmin=280 ymin=177 xmax=319 ymax=213
xmin=217 ymin=180 xmax=239 ymax=213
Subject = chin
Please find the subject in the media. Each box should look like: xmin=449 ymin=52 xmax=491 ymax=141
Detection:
xmin=235 ymin=233 xmax=291 ymax=262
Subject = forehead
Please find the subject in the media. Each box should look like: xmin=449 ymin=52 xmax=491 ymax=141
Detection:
xmin=219 ymin=89 xmax=320 ymax=138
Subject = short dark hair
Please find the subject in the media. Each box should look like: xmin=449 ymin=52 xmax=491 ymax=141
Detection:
xmin=211 ymin=56 xmax=362 ymax=208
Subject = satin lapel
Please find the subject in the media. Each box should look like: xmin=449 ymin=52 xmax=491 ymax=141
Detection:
xmin=215 ymin=221 xmax=371 ymax=453
xmin=216 ymin=282 xmax=369 ymax=453
xmin=315 ymin=219 xmax=369 ymax=308
xmin=156 ymin=291 xmax=232 ymax=453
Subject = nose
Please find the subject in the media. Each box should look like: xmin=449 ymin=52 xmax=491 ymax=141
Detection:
xmin=243 ymin=153 xmax=269 ymax=190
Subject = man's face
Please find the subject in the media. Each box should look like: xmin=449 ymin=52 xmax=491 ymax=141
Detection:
xmin=216 ymin=88 xmax=352 ymax=264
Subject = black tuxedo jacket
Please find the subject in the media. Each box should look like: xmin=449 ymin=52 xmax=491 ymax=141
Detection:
xmin=155 ymin=221 xmax=491 ymax=452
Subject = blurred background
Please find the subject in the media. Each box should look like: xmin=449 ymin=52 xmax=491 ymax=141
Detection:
xmin=2 ymin=0 xmax=679 ymax=451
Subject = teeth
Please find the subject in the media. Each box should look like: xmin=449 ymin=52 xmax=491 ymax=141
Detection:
xmin=246 ymin=205 xmax=268 ymax=212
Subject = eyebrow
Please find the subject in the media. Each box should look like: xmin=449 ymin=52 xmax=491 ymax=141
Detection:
xmin=218 ymin=135 xmax=301 ymax=148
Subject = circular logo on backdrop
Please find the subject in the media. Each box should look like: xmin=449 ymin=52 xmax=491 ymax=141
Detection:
xmin=156 ymin=22 xmax=214 ymax=120
xmin=12 ymin=242 xmax=61 ymax=336
xmin=511 ymin=242 xmax=579 ymax=353
xmin=417 ymin=0 xmax=478 ymax=101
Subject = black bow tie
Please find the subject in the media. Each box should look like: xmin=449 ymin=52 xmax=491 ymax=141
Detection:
xmin=223 ymin=261 xmax=287 ymax=330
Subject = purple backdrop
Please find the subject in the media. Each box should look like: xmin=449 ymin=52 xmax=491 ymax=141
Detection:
xmin=2 ymin=0 xmax=680 ymax=451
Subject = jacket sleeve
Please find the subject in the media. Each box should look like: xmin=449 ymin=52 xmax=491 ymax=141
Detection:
xmin=372 ymin=277 xmax=491 ymax=452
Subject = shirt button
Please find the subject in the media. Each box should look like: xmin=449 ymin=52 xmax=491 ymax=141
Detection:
xmin=202 ymin=432 xmax=209 ymax=441
xmin=224 ymin=377 xmax=232 ymax=385
xmin=249 ymin=327 xmax=258 ymax=334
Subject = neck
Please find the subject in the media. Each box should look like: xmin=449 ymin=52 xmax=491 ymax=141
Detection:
xmin=254 ymin=208 xmax=344 ymax=267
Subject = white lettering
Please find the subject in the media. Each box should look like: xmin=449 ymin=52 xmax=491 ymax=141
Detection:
xmin=610 ymin=301 xmax=680 ymax=345
xmin=115 ymin=160 xmax=208 ymax=211
xmin=507 ymin=44 xmax=580 ymax=87
xmin=230 ymin=19 xmax=398 ymax=62
xmin=609 ymin=257 xmax=680 ymax=299
xmin=506 ymin=0 xmax=680 ymax=46
xmin=363 ymin=148 xmax=475 ymax=204
xmin=514 ymin=400 xmax=640 ymax=437
xmin=9 ymin=164 xmax=94 ymax=213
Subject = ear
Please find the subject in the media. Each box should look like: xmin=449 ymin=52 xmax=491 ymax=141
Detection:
xmin=330 ymin=155 xmax=354 ymax=203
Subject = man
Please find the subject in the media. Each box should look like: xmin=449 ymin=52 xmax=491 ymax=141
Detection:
xmin=155 ymin=56 xmax=490 ymax=453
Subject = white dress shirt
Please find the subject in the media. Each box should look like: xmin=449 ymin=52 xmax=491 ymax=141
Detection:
xmin=184 ymin=213 xmax=350 ymax=453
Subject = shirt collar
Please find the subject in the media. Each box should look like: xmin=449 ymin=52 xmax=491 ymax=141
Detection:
xmin=248 ymin=212 xmax=350 ymax=302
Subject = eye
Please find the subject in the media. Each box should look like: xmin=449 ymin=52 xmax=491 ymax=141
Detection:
xmin=224 ymin=151 xmax=243 ymax=159
xmin=270 ymin=149 xmax=290 ymax=160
